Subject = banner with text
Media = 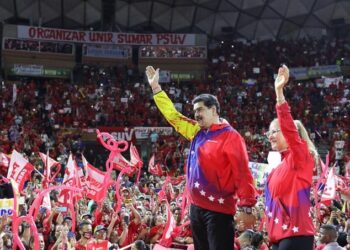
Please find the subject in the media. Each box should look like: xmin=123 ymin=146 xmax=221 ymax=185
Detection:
xmin=17 ymin=25 xmax=204 ymax=46
xmin=10 ymin=64 xmax=70 ymax=78
xmin=308 ymin=65 xmax=341 ymax=78
xmin=0 ymin=198 xmax=14 ymax=217
xmin=83 ymin=44 xmax=131 ymax=58
xmin=81 ymin=127 xmax=173 ymax=141
xmin=290 ymin=65 xmax=341 ymax=80
xmin=13 ymin=64 xmax=43 ymax=76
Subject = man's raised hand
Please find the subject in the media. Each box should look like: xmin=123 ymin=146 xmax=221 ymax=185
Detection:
xmin=146 ymin=66 xmax=160 ymax=90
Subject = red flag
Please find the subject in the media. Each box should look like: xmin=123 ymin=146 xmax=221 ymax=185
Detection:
xmin=313 ymin=155 xmax=330 ymax=222
xmin=58 ymin=154 xmax=80 ymax=204
xmin=7 ymin=150 xmax=34 ymax=192
xmin=180 ymin=186 xmax=189 ymax=221
xmin=39 ymin=152 xmax=61 ymax=182
xmin=112 ymin=153 xmax=137 ymax=176
xmin=87 ymin=240 xmax=108 ymax=250
xmin=130 ymin=143 xmax=143 ymax=184
xmin=158 ymin=180 xmax=176 ymax=247
xmin=345 ymin=161 xmax=350 ymax=180
xmin=171 ymin=220 xmax=191 ymax=242
xmin=75 ymin=165 xmax=86 ymax=189
xmin=41 ymin=193 xmax=52 ymax=213
xmin=148 ymin=154 xmax=163 ymax=176
xmin=336 ymin=175 xmax=348 ymax=192
xmin=0 ymin=153 xmax=10 ymax=176
xmin=170 ymin=175 xmax=185 ymax=185
xmin=74 ymin=165 xmax=86 ymax=203
xmin=82 ymin=156 xmax=109 ymax=203
xmin=321 ymin=167 xmax=336 ymax=201
xmin=130 ymin=143 xmax=143 ymax=167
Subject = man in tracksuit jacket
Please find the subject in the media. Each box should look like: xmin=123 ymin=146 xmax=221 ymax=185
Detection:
xmin=145 ymin=66 xmax=257 ymax=250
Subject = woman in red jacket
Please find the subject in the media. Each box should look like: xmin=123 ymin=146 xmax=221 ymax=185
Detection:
xmin=265 ymin=65 xmax=318 ymax=250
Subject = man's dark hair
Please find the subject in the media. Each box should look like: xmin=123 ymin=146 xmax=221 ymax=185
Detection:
xmin=78 ymin=220 xmax=92 ymax=230
xmin=321 ymin=224 xmax=338 ymax=240
xmin=337 ymin=232 xmax=347 ymax=247
xmin=134 ymin=240 xmax=148 ymax=250
xmin=192 ymin=94 xmax=220 ymax=115
xmin=321 ymin=224 xmax=337 ymax=232
xmin=251 ymin=232 xmax=264 ymax=248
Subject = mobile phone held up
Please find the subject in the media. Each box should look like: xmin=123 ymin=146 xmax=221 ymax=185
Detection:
xmin=56 ymin=206 xmax=68 ymax=213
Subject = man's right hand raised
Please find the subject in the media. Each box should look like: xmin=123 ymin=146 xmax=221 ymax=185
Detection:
xmin=146 ymin=66 xmax=162 ymax=94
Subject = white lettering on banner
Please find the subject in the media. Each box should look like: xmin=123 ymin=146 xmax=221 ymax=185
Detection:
xmin=87 ymin=178 xmax=103 ymax=193
xmin=17 ymin=25 xmax=198 ymax=46
xmin=110 ymin=129 xmax=134 ymax=141
xmin=14 ymin=64 xmax=43 ymax=76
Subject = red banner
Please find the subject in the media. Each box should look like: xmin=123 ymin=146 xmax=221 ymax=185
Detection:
xmin=148 ymin=154 xmax=163 ymax=176
xmin=39 ymin=152 xmax=61 ymax=183
xmin=83 ymin=156 xmax=109 ymax=203
xmin=58 ymin=154 xmax=81 ymax=204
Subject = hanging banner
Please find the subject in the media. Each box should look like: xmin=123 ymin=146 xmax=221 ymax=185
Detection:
xmin=83 ymin=44 xmax=131 ymax=58
xmin=13 ymin=64 xmax=43 ymax=76
xmin=308 ymin=65 xmax=341 ymax=78
xmin=10 ymin=65 xmax=70 ymax=78
xmin=289 ymin=67 xmax=308 ymax=80
xmin=17 ymin=25 xmax=202 ymax=46
xmin=81 ymin=127 xmax=173 ymax=141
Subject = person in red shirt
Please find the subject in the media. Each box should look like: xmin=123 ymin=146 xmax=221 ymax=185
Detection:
xmin=146 ymin=65 xmax=256 ymax=250
xmin=75 ymin=221 xmax=94 ymax=250
xmin=148 ymin=215 xmax=165 ymax=244
xmin=172 ymin=207 xmax=193 ymax=245
xmin=265 ymin=65 xmax=317 ymax=250
xmin=118 ymin=203 xmax=142 ymax=247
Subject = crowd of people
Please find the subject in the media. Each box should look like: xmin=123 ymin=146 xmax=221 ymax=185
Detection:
xmin=0 ymin=164 xmax=192 ymax=249
xmin=1 ymin=66 xmax=348 ymax=165
xmin=0 ymin=37 xmax=350 ymax=249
